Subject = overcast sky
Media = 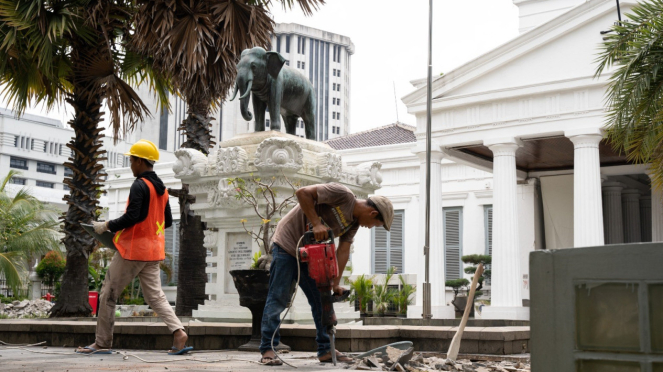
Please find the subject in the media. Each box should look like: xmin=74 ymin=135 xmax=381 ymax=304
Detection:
xmin=270 ymin=0 xmax=520 ymax=133
xmin=7 ymin=0 xmax=521 ymax=135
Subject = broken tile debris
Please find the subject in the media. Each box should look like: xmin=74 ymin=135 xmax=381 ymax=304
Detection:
xmin=0 ymin=300 xmax=52 ymax=318
xmin=345 ymin=352 xmax=531 ymax=372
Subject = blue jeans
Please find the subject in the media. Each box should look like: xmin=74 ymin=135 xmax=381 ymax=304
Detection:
xmin=259 ymin=244 xmax=330 ymax=357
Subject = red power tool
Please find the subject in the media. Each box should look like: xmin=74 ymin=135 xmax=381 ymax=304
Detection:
xmin=299 ymin=229 xmax=350 ymax=366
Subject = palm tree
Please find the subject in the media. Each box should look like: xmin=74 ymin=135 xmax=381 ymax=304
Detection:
xmin=0 ymin=0 xmax=167 ymax=316
xmin=596 ymin=0 xmax=663 ymax=189
xmin=0 ymin=170 xmax=61 ymax=294
xmin=130 ymin=0 xmax=324 ymax=315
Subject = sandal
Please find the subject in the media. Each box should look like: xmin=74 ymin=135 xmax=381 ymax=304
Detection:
xmin=260 ymin=355 xmax=283 ymax=366
xmin=319 ymin=350 xmax=353 ymax=363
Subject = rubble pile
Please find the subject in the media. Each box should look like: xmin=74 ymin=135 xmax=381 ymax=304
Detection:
xmin=0 ymin=299 xmax=52 ymax=318
xmin=346 ymin=347 xmax=531 ymax=372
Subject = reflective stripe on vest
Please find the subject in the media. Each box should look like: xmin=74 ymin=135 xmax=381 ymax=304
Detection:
xmin=113 ymin=179 xmax=169 ymax=261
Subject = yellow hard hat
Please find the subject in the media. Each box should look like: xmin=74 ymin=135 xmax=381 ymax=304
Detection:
xmin=124 ymin=139 xmax=159 ymax=162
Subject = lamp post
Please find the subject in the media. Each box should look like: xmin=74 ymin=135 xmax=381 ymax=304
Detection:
xmin=422 ymin=0 xmax=433 ymax=320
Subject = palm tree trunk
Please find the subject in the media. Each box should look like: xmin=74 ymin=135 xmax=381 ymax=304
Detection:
xmin=173 ymin=104 xmax=214 ymax=316
xmin=50 ymin=72 xmax=105 ymax=317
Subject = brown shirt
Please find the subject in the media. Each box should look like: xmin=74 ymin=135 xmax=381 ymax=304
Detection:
xmin=272 ymin=183 xmax=359 ymax=257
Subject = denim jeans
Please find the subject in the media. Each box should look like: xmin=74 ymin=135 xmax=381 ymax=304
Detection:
xmin=259 ymin=244 xmax=330 ymax=357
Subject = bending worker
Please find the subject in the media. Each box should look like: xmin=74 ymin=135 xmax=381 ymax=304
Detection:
xmin=77 ymin=139 xmax=191 ymax=355
xmin=260 ymin=183 xmax=394 ymax=365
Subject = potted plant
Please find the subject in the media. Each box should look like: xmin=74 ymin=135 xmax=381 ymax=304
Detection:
xmin=394 ymin=275 xmax=415 ymax=318
xmin=462 ymin=254 xmax=491 ymax=316
xmin=445 ymin=278 xmax=470 ymax=318
xmin=228 ymin=175 xmax=298 ymax=351
xmin=371 ymin=267 xmax=396 ymax=317
xmin=347 ymin=274 xmax=374 ymax=318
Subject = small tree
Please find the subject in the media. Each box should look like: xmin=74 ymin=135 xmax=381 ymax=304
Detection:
xmin=230 ymin=175 xmax=298 ymax=270
xmin=36 ymin=251 xmax=66 ymax=287
xmin=462 ymin=254 xmax=492 ymax=296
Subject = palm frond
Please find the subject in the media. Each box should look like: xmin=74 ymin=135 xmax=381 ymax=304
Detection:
xmin=596 ymin=0 xmax=663 ymax=190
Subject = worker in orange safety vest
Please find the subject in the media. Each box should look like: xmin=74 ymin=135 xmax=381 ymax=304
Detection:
xmin=76 ymin=139 xmax=192 ymax=355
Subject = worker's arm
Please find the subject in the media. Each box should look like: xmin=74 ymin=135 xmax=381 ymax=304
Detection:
xmin=108 ymin=179 xmax=149 ymax=232
xmin=333 ymin=241 xmax=352 ymax=295
xmin=295 ymin=185 xmax=328 ymax=241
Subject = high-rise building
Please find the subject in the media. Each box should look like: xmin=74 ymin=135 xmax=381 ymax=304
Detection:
xmin=213 ymin=23 xmax=354 ymax=143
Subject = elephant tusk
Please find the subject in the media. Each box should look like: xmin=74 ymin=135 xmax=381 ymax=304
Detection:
xmin=239 ymin=80 xmax=252 ymax=100
xmin=229 ymin=82 xmax=239 ymax=101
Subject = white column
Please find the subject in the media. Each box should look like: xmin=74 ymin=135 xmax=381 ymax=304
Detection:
xmin=482 ymin=139 xmax=528 ymax=320
xmin=568 ymin=133 xmax=605 ymax=247
xmin=409 ymin=145 xmax=454 ymax=319
xmin=622 ymin=189 xmax=642 ymax=243
xmin=602 ymin=181 xmax=624 ymax=244
xmin=640 ymin=195 xmax=652 ymax=242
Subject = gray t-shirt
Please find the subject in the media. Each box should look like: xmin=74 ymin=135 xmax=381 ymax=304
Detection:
xmin=271 ymin=183 xmax=359 ymax=257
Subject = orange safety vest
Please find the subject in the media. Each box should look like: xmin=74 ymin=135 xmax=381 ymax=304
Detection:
xmin=113 ymin=179 xmax=169 ymax=261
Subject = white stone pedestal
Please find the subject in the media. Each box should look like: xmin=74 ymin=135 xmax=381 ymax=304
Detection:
xmin=174 ymin=131 xmax=382 ymax=322
xmin=481 ymin=306 xmax=530 ymax=320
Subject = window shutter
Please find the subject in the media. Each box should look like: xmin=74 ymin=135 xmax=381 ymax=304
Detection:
xmin=373 ymin=227 xmax=388 ymax=274
xmin=485 ymin=205 xmax=493 ymax=256
xmin=389 ymin=211 xmax=404 ymax=273
xmin=444 ymin=208 xmax=463 ymax=280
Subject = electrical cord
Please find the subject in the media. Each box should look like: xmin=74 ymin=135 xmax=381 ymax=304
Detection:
xmin=269 ymin=234 xmax=304 ymax=368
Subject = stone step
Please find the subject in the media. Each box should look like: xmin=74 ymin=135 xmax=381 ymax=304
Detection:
xmin=0 ymin=320 xmax=529 ymax=355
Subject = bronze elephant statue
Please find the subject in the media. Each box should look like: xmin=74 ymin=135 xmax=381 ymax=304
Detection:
xmin=230 ymin=47 xmax=316 ymax=140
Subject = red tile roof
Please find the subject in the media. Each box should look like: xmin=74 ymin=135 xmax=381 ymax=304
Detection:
xmin=325 ymin=123 xmax=416 ymax=150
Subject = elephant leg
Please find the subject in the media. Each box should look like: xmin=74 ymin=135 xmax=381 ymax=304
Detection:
xmin=269 ymin=82 xmax=283 ymax=131
xmin=253 ymin=98 xmax=267 ymax=132
xmin=283 ymin=113 xmax=299 ymax=136
xmin=301 ymin=93 xmax=317 ymax=140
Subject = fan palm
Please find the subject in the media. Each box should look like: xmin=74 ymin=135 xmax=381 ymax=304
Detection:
xmin=0 ymin=0 xmax=168 ymax=316
xmin=130 ymin=0 xmax=324 ymax=315
xmin=0 ymin=170 xmax=61 ymax=294
xmin=596 ymin=0 xmax=663 ymax=189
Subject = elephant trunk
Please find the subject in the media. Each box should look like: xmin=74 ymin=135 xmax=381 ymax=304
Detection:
xmin=237 ymin=72 xmax=254 ymax=121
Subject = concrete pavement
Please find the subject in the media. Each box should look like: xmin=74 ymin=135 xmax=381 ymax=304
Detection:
xmin=0 ymin=347 xmax=350 ymax=372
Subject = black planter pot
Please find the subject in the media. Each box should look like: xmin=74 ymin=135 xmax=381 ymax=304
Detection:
xmin=452 ymin=296 xmax=475 ymax=318
xmin=230 ymin=269 xmax=290 ymax=352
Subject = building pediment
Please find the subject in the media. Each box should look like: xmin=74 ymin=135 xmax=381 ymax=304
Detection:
xmin=403 ymin=0 xmax=635 ymax=111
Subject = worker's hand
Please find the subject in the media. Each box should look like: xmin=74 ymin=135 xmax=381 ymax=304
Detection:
xmin=312 ymin=223 xmax=329 ymax=242
xmin=93 ymin=221 xmax=109 ymax=234
xmin=332 ymin=285 xmax=345 ymax=296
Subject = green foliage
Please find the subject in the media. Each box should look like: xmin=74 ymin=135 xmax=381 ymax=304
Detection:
xmin=371 ymin=266 xmax=396 ymax=316
xmin=595 ymin=0 xmax=663 ymax=190
xmin=346 ymin=274 xmax=374 ymax=314
xmin=250 ymin=251 xmax=262 ymax=270
xmin=462 ymin=254 xmax=491 ymax=292
xmin=36 ymin=251 xmax=66 ymax=287
xmin=124 ymin=298 xmax=145 ymax=305
xmin=88 ymin=266 xmax=107 ymax=292
xmin=394 ymin=275 xmax=416 ymax=315
xmin=445 ymin=278 xmax=470 ymax=298
xmin=0 ymin=171 xmax=61 ymax=292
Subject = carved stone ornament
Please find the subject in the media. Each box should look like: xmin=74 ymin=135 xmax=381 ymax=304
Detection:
xmin=173 ymin=148 xmax=208 ymax=178
xmin=216 ymin=147 xmax=248 ymax=175
xmin=356 ymin=161 xmax=383 ymax=189
xmin=253 ymin=137 xmax=303 ymax=172
xmin=203 ymin=230 xmax=218 ymax=249
xmin=208 ymin=178 xmax=244 ymax=209
xmin=319 ymin=153 xmax=342 ymax=180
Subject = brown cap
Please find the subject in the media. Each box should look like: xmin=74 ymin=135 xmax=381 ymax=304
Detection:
xmin=369 ymin=195 xmax=394 ymax=231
